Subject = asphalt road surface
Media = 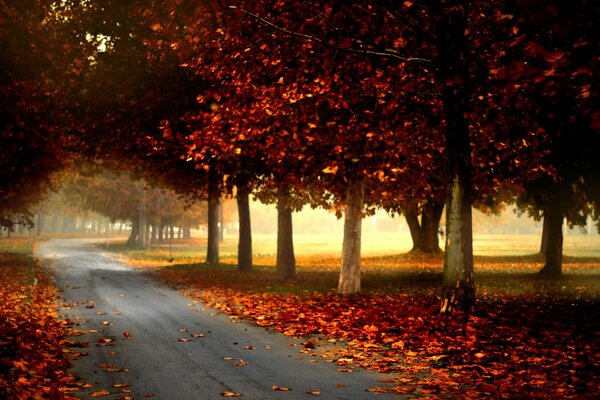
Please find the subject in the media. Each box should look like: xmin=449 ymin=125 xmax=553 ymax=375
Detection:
xmin=36 ymin=239 xmax=395 ymax=400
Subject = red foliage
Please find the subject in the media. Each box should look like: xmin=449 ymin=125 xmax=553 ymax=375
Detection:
xmin=159 ymin=267 xmax=599 ymax=398
xmin=0 ymin=253 xmax=78 ymax=399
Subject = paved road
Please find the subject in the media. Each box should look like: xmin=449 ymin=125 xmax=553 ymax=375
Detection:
xmin=36 ymin=239 xmax=394 ymax=400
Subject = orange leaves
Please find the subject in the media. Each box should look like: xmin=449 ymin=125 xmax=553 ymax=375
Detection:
xmin=157 ymin=253 xmax=600 ymax=400
xmin=220 ymin=391 xmax=241 ymax=397
xmin=271 ymin=385 xmax=292 ymax=391
xmin=0 ymin=253 xmax=78 ymax=399
xmin=90 ymin=390 xmax=111 ymax=397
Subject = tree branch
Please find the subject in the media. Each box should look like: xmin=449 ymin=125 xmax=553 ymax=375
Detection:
xmin=228 ymin=5 xmax=431 ymax=64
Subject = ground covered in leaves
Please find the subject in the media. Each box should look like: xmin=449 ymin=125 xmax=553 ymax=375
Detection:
xmin=0 ymin=239 xmax=77 ymax=400
xmin=147 ymin=250 xmax=600 ymax=399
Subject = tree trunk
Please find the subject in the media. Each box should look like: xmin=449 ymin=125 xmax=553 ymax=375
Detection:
xmin=437 ymin=1 xmax=476 ymax=314
xmin=338 ymin=176 xmax=365 ymax=294
xmin=126 ymin=219 xmax=139 ymax=248
xmin=405 ymin=203 xmax=444 ymax=253
xmin=35 ymin=214 xmax=43 ymax=237
xmin=149 ymin=224 xmax=156 ymax=243
xmin=237 ymin=185 xmax=252 ymax=272
xmin=404 ymin=211 xmax=422 ymax=252
xmin=421 ymin=203 xmax=444 ymax=253
xmin=207 ymin=167 xmax=220 ymax=264
xmin=158 ymin=224 xmax=164 ymax=243
xmin=182 ymin=227 xmax=191 ymax=239
xmin=276 ymin=195 xmax=296 ymax=280
xmin=539 ymin=202 xmax=564 ymax=275
xmin=539 ymin=214 xmax=549 ymax=255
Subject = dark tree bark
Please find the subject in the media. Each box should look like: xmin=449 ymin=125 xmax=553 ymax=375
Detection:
xmin=126 ymin=218 xmax=139 ymax=248
xmin=338 ymin=176 xmax=365 ymax=294
xmin=421 ymin=203 xmax=444 ymax=253
xmin=539 ymin=214 xmax=549 ymax=255
xmin=207 ymin=167 xmax=220 ymax=264
xmin=405 ymin=211 xmax=423 ymax=251
xmin=236 ymin=184 xmax=252 ymax=272
xmin=405 ymin=203 xmax=444 ymax=253
xmin=276 ymin=194 xmax=296 ymax=280
xmin=539 ymin=201 xmax=564 ymax=275
xmin=436 ymin=1 xmax=476 ymax=314
xmin=158 ymin=224 xmax=164 ymax=243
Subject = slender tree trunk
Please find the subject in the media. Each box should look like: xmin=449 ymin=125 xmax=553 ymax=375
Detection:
xmin=151 ymin=224 xmax=158 ymax=243
xmin=539 ymin=214 xmax=549 ymax=255
xmin=539 ymin=202 xmax=564 ymax=275
xmin=237 ymin=185 xmax=252 ymax=272
xmin=207 ymin=167 xmax=220 ymax=264
xmin=170 ymin=226 xmax=175 ymax=240
xmin=158 ymin=224 xmax=164 ymax=243
xmin=437 ymin=1 xmax=476 ymax=314
xmin=421 ymin=203 xmax=444 ymax=253
xmin=276 ymin=195 xmax=296 ymax=280
xmin=126 ymin=219 xmax=139 ymax=248
xmin=404 ymin=211 xmax=422 ymax=252
xmin=183 ymin=227 xmax=191 ymax=239
xmin=35 ymin=214 xmax=43 ymax=237
xmin=338 ymin=176 xmax=366 ymax=294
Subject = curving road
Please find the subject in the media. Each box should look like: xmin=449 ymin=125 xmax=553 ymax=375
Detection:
xmin=36 ymin=239 xmax=395 ymax=400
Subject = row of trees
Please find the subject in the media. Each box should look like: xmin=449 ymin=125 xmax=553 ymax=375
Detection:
xmin=1 ymin=0 xmax=598 ymax=312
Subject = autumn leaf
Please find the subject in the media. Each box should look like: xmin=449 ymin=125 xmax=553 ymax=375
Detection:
xmin=220 ymin=392 xmax=241 ymax=397
xmin=122 ymin=331 xmax=133 ymax=339
xmin=306 ymin=390 xmax=321 ymax=395
xmin=178 ymin=338 xmax=192 ymax=342
xmin=90 ymin=390 xmax=111 ymax=397
xmin=271 ymin=385 xmax=292 ymax=391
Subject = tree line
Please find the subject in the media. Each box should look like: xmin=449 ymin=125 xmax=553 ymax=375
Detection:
xmin=0 ymin=0 xmax=598 ymax=313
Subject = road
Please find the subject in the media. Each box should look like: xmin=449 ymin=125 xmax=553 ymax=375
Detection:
xmin=36 ymin=239 xmax=394 ymax=400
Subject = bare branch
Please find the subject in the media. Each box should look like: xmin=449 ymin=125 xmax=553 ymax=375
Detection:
xmin=228 ymin=5 xmax=431 ymax=64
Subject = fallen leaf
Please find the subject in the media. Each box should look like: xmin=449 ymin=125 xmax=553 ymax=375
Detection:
xmin=90 ymin=390 xmax=111 ymax=397
xmin=122 ymin=331 xmax=133 ymax=339
xmin=241 ymin=345 xmax=255 ymax=350
xmin=178 ymin=338 xmax=192 ymax=342
xmin=112 ymin=383 xmax=130 ymax=388
xmin=191 ymin=333 xmax=205 ymax=337
xmin=272 ymin=385 xmax=292 ymax=391
xmin=306 ymin=390 xmax=321 ymax=395
xmin=220 ymin=392 xmax=241 ymax=397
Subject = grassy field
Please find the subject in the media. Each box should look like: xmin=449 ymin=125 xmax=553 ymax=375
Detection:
xmin=101 ymin=232 xmax=600 ymax=301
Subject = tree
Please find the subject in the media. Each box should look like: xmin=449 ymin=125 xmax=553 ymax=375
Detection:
xmin=489 ymin=0 xmax=600 ymax=275
xmin=0 ymin=1 xmax=72 ymax=228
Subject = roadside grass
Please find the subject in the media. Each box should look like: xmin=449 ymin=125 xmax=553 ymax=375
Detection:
xmin=0 ymin=238 xmax=78 ymax=399
xmin=104 ymin=235 xmax=600 ymax=299
xmin=105 ymin=235 xmax=600 ymax=398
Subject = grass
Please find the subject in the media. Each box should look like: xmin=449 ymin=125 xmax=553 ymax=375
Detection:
xmin=101 ymin=233 xmax=600 ymax=301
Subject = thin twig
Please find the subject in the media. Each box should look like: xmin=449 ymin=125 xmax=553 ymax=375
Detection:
xmin=228 ymin=5 xmax=431 ymax=63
